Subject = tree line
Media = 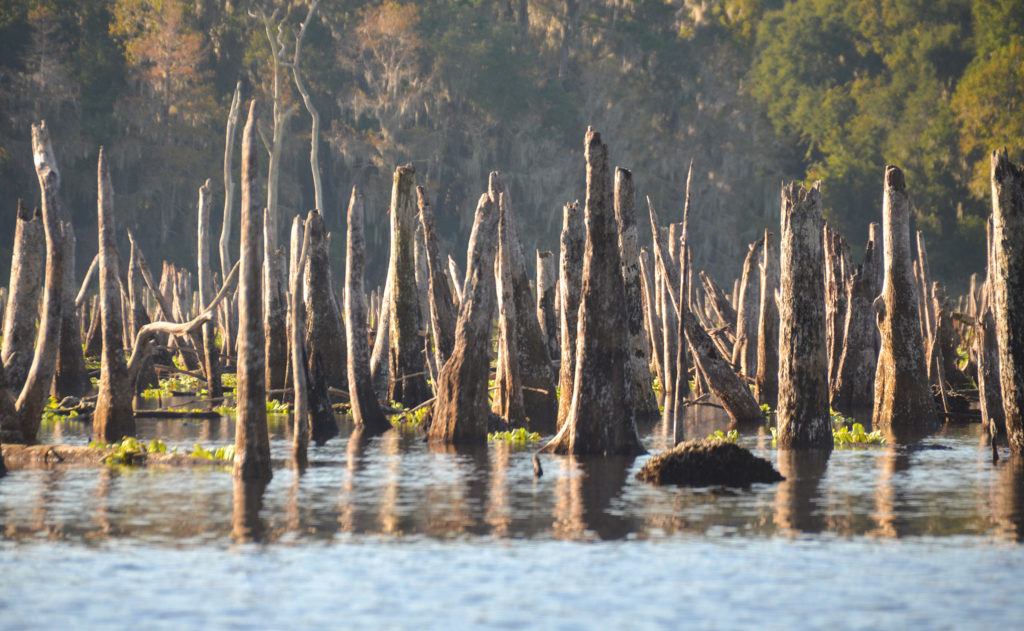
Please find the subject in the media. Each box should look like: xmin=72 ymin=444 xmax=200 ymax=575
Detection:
xmin=1 ymin=0 xmax=1020 ymax=289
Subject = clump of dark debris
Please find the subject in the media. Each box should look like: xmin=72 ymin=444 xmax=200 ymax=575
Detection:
xmin=636 ymin=439 xmax=784 ymax=487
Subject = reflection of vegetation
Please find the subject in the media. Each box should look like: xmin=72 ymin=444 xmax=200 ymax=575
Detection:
xmin=488 ymin=428 xmax=541 ymax=444
xmin=706 ymin=430 xmax=739 ymax=444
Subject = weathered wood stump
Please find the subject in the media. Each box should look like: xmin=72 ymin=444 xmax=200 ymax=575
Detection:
xmin=536 ymin=250 xmax=558 ymax=361
xmin=428 ymin=193 xmax=499 ymax=444
xmin=417 ymin=187 xmax=457 ymax=373
xmin=542 ymin=129 xmax=643 ymax=456
xmin=234 ymin=101 xmax=272 ymax=483
xmin=2 ymin=201 xmax=44 ymax=394
xmin=755 ymin=230 xmax=779 ymax=408
xmin=344 ymin=189 xmax=391 ymax=435
xmin=53 ymin=221 xmax=92 ymax=399
xmin=556 ymin=201 xmax=584 ymax=432
xmin=872 ymin=166 xmax=939 ymax=441
xmin=733 ymin=236 xmax=764 ymax=378
xmin=776 ymin=182 xmax=831 ymax=450
xmin=831 ymin=238 xmax=880 ymax=412
xmin=615 ymin=168 xmax=659 ymax=419
xmin=991 ymin=150 xmax=1024 ymax=454
xmin=197 ymin=179 xmax=222 ymax=399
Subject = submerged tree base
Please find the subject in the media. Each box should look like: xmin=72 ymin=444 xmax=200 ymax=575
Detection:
xmin=636 ymin=439 xmax=784 ymax=487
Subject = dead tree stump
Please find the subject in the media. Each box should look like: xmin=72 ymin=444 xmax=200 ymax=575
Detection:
xmin=2 ymin=201 xmax=44 ymax=394
xmin=386 ymin=165 xmax=429 ymax=407
xmin=824 ymin=226 xmax=850 ymax=391
xmin=832 ymin=239 xmax=880 ymax=413
xmin=536 ymin=250 xmax=558 ymax=361
xmin=733 ymin=236 xmax=764 ymax=378
xmin=755 ymin=230 xmax=779 ymax=408
xmin=492 ymin=190 xmax=526 ymax=427
xmin=126 ymin=239 xmax=158 ymax=392
xmin=428 ymin=193 xmax=499 ymax=444
xmin=556 ymin=201 xmax=584 ymax=431
xmin=92 ymin=148 xmax=134 ymax=444
xmin=263 ymin=218 xmax=288 ymax=394
xmin=303 ymin=211 xmax=348 ymax=391
xmin=542 ymin=129 xmax=643 ymax=456
xmin=417 ymin=187 xmax=457 ymax=373
xmin=776 ymin=183 xmax=831 ymax=450
xmin=53 ymin=221 xmax=92 ymax=399
xmin=344 ymin=189 xmax=391 ymax=435
xmin=197 ymin=179 xmax=222 ymax=399
xmin=615 ymin=168 xmax=660 ymax=419
xmin=234 ymin=101 xmax=272 ymax=483
xmin=991 ymin=150 xmax=1024 ymax=453
xmin=872 ymin=166 xmax=938 ymax=441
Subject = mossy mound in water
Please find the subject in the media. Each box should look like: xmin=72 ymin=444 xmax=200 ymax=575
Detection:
xmin=636 ymin=439 xmax=784 ymax=487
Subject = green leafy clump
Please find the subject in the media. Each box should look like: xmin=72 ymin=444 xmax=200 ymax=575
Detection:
xmin=221 ymin=372 xmax=237 ymax=391
xmin=488 ymin=428 xmax=541 ymax=444
xmin=706 ymin=429 xmax=739 ymax=444
xmin=190 ymin=443 xmax=235 ymax=461
xmin=214 ymin=404 xmax=236 ymax=416
xmin=161 ymin=374 xmax=201 ymax=394
xmin=833 ymin=422 xmax=886 ymax=447
xmin=41 ymin=396 xmax=78 ymax=425
xmin=760 ymin=403 xmax=774 ymax=419
xmin=651 ymin=376 xmax=662 ymax=395
xmin=89 ymin=436 xmax=172 ymax=465
xmin=266 ymin=399 xmax=291 ymax=414
xmin=390 ymin=402 xmax=431 ymax=429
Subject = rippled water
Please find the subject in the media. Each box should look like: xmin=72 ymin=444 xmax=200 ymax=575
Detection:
xmin=2 ymin=406 xmax=1024 ymax=629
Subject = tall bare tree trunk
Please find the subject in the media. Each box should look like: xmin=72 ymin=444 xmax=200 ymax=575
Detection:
xmin=556 ymin=201 xmax=584 ymax=431
xmin=493 ymin=191 xmax=526 ymax=426
xmin=264 ymin=213 xmax=288 ymax=394
xmin=52 ymin=225 xmax=90 ymax=400
xmin=823 ymin=227 xmax=850 ymax=391
xmin=755 ymin=230 xmax=779 ymax=408
xmin=991 ymin=150 xmax=1024 ymax=454
xmin=126 ymin=239 xmax=158 ymax=392
xmin=872 ymin=166 xmax=938 ymax=440
xmin=542 ymin=129 xmax=643 ymax=456
xmin=197 ymin=179 xmax=222 ymax=399
xmin=428 ymin=193 xmax=499 ymax=444
xmin=386 ymin=166 xmax=429 ymax=406
xmin=220 ymin=81 xmax=241 ymax=361
xmin=417 ymin=187 xmax=457 ymax=373
xmin=776 ymin=183 xmax=831 ymax=450
xmin=536 ymin=250 xmax=558 ymax=361
xmin=344 ymin=189 xmax=391 ymax=435
xmin=2 ymin=201 xmax=44 ymax=394
xmin=289 ymin=214 xmax=311 ymax=468
xmin=92 ymin=148 xmax=133 ymax=443
xmin=732 ymin=237 xmax=763 ymax=378
xmin=234 ymin=101 xmax=272 ymax=484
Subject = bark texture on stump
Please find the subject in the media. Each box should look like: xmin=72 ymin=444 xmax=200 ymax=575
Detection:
xmin=234 ymin=101 xmax=272 ymax=483
xmin=289 ymin=215 xmax=311 ymax=467
xmin=2 ymin=201 xmax=44 ymax=394
xmin=831 ymin=239 xmax=880 ymax=413
xmin=303 ymin=211 xmax=348 ymax=391
xmin=543 ymin=129 xmax=643 ymax=456
xmin=488 ymin=174 xmax=557 ymax=433
xmin=733 ymin=236 xmax=764 ymax=378
xmin=824 ymin=227 xmax=850 ymax=390
xmin=556 ymin=201 xmax=584 ymax=432
xmin=344 ymin=189 xmax=390 ymax=435
xmin=991 ymin=150 xmax=1024 ymax=453
xmin=386 ymin=166 xmax=429 ymax=406
xmin=92 ymin=148 xmax=134 ymax=444
xmin=615 ymin=168 xmax=659 ymax=419
xmin=638 ymin=249 xmax=665 ymax=392
xmin=755 ymin=231 xmax=779 ymax=408
xmin=428 ymin=193 xmax=499 ymax=444
xmin=197 ymin=179 xmax=222 ymax=399
xmin=263 ymin=214 xmax=288 ymax=394
xmin=417 ymin=187 xmax=457 ymax=373
xmin=536 ymin=250 xmax=558 ymax=361
xmin=872 ymin=166 xmax=938 ymax=441
xmin=16 ymin=123 xmax=67 ymax=444
xmin=492 ymin=191 xmax=526 ymax=427
xmin=53 ymin=222 xmax=92 ymax=399
xmin=776 ymin=183 xmax=831 ymax=450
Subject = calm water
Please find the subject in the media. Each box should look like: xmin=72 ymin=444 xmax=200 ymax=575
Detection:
xmin=2 ymin=406 xmax=1023 ymax=630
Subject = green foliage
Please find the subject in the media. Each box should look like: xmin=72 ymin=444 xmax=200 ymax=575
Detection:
xmin=833 ymin=422 xmax=886 ymax=447
xmin=266 ymin=399 xmax=291 ymax=414
xmin=90 ymin=436 xmax=172 ymax=465
xmin=390 ymin=402 xmax=431 ymax=429
xmin=760 ymin=403 xmax=774 ymax=419
xmin=706 ymin=429 xmax=739 ymax=444
xmin=189 ymin=443 xmax=235 ymax=461
xmin=41 ymin=396 xmax=79 ymax=425
xmin=487 ymin=428 xmax=541 ymax=444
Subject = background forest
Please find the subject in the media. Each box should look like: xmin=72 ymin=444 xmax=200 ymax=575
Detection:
xmin=1 ymin=0 xmax=1021 ymax=290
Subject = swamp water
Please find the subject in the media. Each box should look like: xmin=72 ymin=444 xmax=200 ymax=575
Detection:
xmin=2 ymin=405 xmax=1024 ymax=630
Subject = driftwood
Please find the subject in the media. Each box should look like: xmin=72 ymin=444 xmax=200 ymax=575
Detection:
xmin=776 ymin=182 xmax=831 ymax=450
xmin=991 ymin=150 xmax=1024 ymax=454
xmin=872 ymin=166 xmax=938 ymax=440
xmin=556 ymin=201 xmax=584 ymax=432
xmin=542 ymin=129 xmax=643 ymax=455
xmin=386 ymin=166 xmax=429 ymax=406
xmin=344 ymin=189 xmax=390 ymax=435
xmin=755 ymin=230 xmax=779 ymax=408
xmin=615 ymin=168 xmax=659 ymax=419
xmin=428 ymin=192 xmax=499 ymax=444
xmin=417 ymin=187 xmax=457 ymax=372
xmin=234 ymin=101 xmax=272 ymax=483
xmin=2 ymin=201 xmax=44 ymax=394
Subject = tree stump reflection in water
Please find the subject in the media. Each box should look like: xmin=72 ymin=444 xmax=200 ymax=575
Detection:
xmin=992 ymin=456 xmax=1024 ymax=542
xmin=774 ymin=449 xmax=830 ymax=534
xmin=232 ymin=477 xmax=268 ymax=543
